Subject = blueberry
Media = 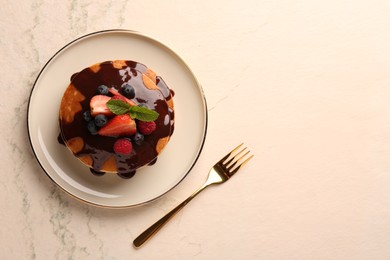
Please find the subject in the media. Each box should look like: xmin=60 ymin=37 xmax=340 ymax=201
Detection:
xmin=83 ymin=110 xmax=92 ymax=122
xmin=97 ymin=85 xmax=109 ymax=95
xmin=121 ymin=83 xmax=135 ymax=99
xmin=132 ymin=132 xmax=144 ymax=145
xmin=87 ymin=121 xmax=98 ymax=135
xmin=94 ymin=114 xmax=108 ymax=127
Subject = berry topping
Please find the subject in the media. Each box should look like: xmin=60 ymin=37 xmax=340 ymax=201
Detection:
xmin=83 ymin=110 xmax=92 ymax=122
xmin=113 ymin=138 xmax=133 ymax=155
xmin=97 ymin=85 xmax=109 ymax=95
xmin=87 ymin=121 xmax=98 ymax=135
xmin=98 ymin=114 xmax=137 ymax=137
xmin=138 ymin=121 xmax=156 ymax=135
xmin=90 ymin=95 xmax=112 ymax=116
xmin=111 ymin=95 xmax=127 ymax=102
xmin=108 ymin=88 xmax=136 ymax=106
xmin=94 ymin=114 xmax=108 ymax=127
xmin=106 ymin=99 xmax=159 ymax=122
xmin=132 ymin=132 xmax=144 ymax=145
xmin=121 ymin=83 xmax=135 ymax=99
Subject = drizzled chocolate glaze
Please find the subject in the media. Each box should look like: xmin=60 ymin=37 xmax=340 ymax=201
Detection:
xmin=59 ymin=60 xmax=174 ymax=176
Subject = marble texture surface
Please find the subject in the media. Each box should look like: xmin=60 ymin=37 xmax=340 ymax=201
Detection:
xmin=1 ymin=0 xmax=390 ymax=259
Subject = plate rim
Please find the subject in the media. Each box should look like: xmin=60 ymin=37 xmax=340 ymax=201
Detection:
xmin=27 ymin=29 xmax=208 ymax=209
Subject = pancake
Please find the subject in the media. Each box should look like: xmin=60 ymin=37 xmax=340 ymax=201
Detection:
xmin=59 ymin=60 xmax=174 ymax=177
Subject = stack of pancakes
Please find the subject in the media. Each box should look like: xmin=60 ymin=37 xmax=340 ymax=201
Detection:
xmin=59 ymin=60 xmax=174 ymax=175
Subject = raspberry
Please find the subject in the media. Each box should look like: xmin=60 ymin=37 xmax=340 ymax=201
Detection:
xmin=138 ymin=121 xmax=156 ymax=135
xmin=113 ymin=138 xmax=133 ymax=155
xmin=111 ymin=95 xmax=127 ymax=102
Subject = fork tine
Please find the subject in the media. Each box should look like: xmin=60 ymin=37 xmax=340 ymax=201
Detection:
xmin=227 ymin=153 xmax=254 ymax=176
xmin=218 ymin=143 xmax=243 ymax=164
xmin=226 ymin=149 xmax=250 ymax=170
xmin=224 ymin=146 xmax=247 ymax=168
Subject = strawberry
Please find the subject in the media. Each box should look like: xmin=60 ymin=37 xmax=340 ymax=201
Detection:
xmin=108 ymin=88 xmax=136 ymax=106
xmin=98 ymin=114 xmax=136 ymax=137
xmin=111 ymin=95 xmax=127 ymax=102
xmin=90 ymin=95 xmax=112 ymax=116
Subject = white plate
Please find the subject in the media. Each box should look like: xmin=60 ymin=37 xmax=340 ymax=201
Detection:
xmin=27 ymin=30 xmax=207 ymax=208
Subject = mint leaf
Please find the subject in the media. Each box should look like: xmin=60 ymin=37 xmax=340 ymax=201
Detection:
xmin=106 ymin=99 xmax=159 ymax=121
xmin=129 ymin=110 xmax=137 ymax=119
xmin=106 ymin=99 xmax=131 ymax=115
xmin=129 ymin=106 xmax=159 ymax=122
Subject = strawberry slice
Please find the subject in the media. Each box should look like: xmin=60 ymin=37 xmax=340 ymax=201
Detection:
xmin=90 ymin=95 xmax=112 ymax=116
xmin=108 ymin=88 xmax=136 ymax=106
xmin=98 ymin=114 xmax=136 ymax=137
xmin=111 ymin=95 xmax=127 ymax=102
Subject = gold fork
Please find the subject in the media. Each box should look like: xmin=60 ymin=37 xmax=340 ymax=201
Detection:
xmin=133 ymin=143 xmax=253 ymax=248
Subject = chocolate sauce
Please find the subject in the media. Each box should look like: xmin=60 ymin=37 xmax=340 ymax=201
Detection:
xmin=156 ymin=76 xmax=175 ymax=136
xmin=70 ymin=73 xmax=79 ymax=81
xmin=59 ymin=60 xmax=174 ymax=177
xmin=90 ymin=169 xmax=106 ymax=176
xmin=57 ymin=133 xmax=65 ymax=145
xmin=148 ymin=157 xmax=157 ymax=166
xmin=156 ymin=76 xmax=172 ymax=100
xmin=117 ymin=171 xmax=136 ymax=179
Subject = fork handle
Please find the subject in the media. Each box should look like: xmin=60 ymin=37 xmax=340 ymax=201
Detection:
xmin=133 ymin=184 xmax=208 ymax=248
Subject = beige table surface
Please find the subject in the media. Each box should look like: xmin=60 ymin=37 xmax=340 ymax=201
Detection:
xmin=1 ymin=0 xmax=390 ymax=259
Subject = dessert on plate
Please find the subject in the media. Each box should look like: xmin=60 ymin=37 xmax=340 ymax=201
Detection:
xmin=58 ymin=60 xmax=175 ymax=178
